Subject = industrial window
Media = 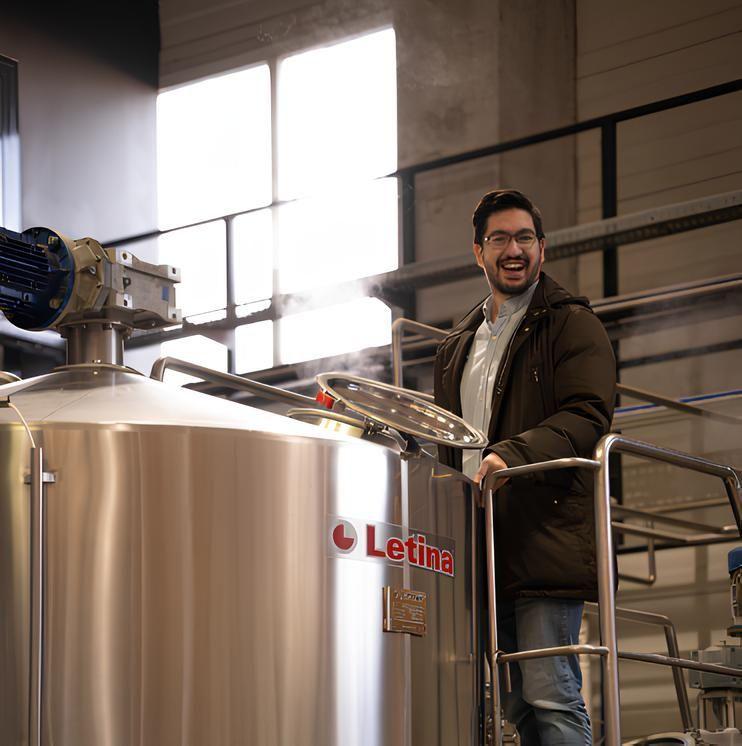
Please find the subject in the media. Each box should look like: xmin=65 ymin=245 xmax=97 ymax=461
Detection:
xmin=126 ymin=28 xmax=397 ymax=378
xmin=0 ymin=55 xmax=20 ymax=231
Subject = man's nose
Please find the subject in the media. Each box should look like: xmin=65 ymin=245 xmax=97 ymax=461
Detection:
xmin=503 ymin=240 xmax=524 ymax=256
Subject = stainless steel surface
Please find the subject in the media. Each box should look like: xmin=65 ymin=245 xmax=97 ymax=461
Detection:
xmin=593 ymin=433 xmax=742 ymax=743
xmin=483 ymin=457 xmax=600 ymax=481
xmin=0 ymin=367 xmax=479 ymax=745
xmin=391 ymin=318 xmax=447 ymax=388
xmin=483 ymin=480 xmax=502 ymax=746
xmin=151 ymin=355 xmax=316 ymax=406
xmin=29 ymin=446 xmax=43 ymax=746
xmin=498 ymin=645 xmax=608 ymax=663
xmin=316 ymin=372 xmax=487 ymax=449
xmin=584 ymin=603 xmax=693 ymax=731
xmin=62 ymin=321 xmax=126 ymax=366
xmin=617 ymin=383 xmax=742 ymax=426
xmin=598 ymin=434 xmax=742 ymax=533
xmin=611 ymin=521 xmax=737 ymax=542
xmin=593 ymin=436 xmax=623 ymax=745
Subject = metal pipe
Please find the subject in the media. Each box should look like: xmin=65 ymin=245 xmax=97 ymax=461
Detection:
xmin=611 ymin=521 xmax=736 ymax=543
xmin=483 ymin=477 xmax=502 ymax=745
xmin=616 ymin=383 xmax=742 ymax=426
xmin=498 ymin=644 xmax=608 ymax=663
xmin=150 ymin=357 xmax=317 ymax=407
xmin=391 ymin=318 xmax=448 ymax=388
xmin=651 ymin=497 xmax=728 ymax=513
xmin=584 ymin=603 xmax=693 ymax=731
xmin=612 ymin=502 xmax=732 ymax=533
xmin=601 ymin=435 xmax=742 ymax=533
xmin=617 ymin=534 xmax=656 ymax=586
xmin=593 ymin=435 xmax=622 ymax=745
xmin=29 ymin=446 xmax=43 ymax=746
xmin=483 ymin=457 xmax=600 ymax=481
xmin=617 ymin=650 xmax=742 ymax=678
xmin=61 ymin=321 xmax=127 ymax=366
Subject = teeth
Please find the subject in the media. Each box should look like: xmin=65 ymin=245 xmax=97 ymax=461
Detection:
xmin=503 ymin=263 xmax=524 ymax=270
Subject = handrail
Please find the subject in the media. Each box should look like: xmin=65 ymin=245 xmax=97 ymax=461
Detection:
xmin=593 ymin=434 xmax=742 ymax=743
xmin=612 ymin=502 xmax=735 ymax=533
xmin=480 ymin=435 xmax=742 ymax=744
xmin=28 ymin=446 xmax=43 ymax=746
xmin=391 ymin=318 xmax=447 ymax=388
xmin=583 ymin=603 xmax=692 ymax=731
xmin=1 ymin=397 xmax=45 ymax=746
xmin=150 ymin=357 xmax=317 ymax=407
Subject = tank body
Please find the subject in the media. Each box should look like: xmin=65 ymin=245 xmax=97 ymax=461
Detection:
xmin=0 ymin=368 xmax=479 ymax=745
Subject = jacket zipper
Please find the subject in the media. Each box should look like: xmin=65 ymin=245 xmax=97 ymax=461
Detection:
xmin=493 ymin=317 xmax=526 ymax=395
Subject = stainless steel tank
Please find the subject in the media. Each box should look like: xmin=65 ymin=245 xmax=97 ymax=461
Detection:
xmin=0 ymin=365 xmax=482 ymax=745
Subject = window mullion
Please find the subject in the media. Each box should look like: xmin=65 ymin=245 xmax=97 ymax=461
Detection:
xmin=269 ymin=57 xmax=281 ymax=369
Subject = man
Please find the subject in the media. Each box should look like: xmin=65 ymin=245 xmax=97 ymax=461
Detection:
xmin=434 ymin=189 xmax=616 ymax=744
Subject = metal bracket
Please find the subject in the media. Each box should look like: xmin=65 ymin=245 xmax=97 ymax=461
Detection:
xmin=24 ymin=472 xmax=56 ymax=485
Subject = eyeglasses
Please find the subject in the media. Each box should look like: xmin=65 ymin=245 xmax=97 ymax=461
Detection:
xmin=482 ymin=230 xmax=538 ymax=249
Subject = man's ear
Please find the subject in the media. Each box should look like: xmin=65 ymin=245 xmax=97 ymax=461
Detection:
xmin=473 ymin=243 xmax=484 ymax=269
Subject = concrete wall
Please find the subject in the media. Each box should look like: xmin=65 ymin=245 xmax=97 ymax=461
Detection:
xmin=0 ymin=4 xmax=159 ymax=243
xmin=0 ymin=3 xmax=159 ymax=375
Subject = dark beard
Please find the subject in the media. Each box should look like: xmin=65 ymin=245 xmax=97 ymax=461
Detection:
xmin=489 ymin=261 xmax=540 ymax=296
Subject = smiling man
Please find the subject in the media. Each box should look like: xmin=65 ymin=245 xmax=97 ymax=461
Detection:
xmin=434 ymin=189 xmax=616 ymax=744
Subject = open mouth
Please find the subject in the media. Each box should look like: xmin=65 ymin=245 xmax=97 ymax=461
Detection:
xmin=499 ymin=259 xmax=528 ymax=278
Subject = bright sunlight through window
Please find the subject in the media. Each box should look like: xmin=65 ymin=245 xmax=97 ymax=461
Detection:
xmin=158 ymin=221 xmax=227 ymax=320
xmin=154 ymin=29 xmax=398 ymax=371
xmin=279 ymin=297 xmax=391 ymax=365
xmin=157 ymin=65 xmax=271 ymax=230
xmin=277 ymin=28 xmax=397 ymax=201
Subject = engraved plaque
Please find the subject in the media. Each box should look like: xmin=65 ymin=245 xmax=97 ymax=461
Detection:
xmin=382 ymin=586 xmax=427 ymax=636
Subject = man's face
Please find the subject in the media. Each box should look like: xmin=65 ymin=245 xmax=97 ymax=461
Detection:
xmin=473 ymin=208 xmax=545 ymax=297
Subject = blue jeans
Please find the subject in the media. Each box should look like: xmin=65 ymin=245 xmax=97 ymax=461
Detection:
xmin=497 ymin=598 xmax=591 ymax=745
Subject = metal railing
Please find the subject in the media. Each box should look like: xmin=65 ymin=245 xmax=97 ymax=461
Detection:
xmin=481 ymin=435 xmax=742 ymax=744
xmin=150 ymin=356 xmax=317 ymax=407
xmin=391 ymin=317 xmax=447 ymax=389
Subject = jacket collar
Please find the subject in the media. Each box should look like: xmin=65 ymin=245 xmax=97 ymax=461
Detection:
xmin=447 ymin=272 xmax=590 ymax=339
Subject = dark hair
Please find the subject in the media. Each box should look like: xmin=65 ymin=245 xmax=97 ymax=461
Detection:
xmin=472 ymin=189 xmax=544 ymax=246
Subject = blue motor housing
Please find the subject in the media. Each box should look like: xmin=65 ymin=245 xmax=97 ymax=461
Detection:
xmin=729 ymin=547 xmax=742 ymax=575
xmin=0 ymin=226 xmax=74 ymax=329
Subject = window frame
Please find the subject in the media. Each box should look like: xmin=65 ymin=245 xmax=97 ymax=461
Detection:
xmin=135 ymin=27 xmax=399 ymax=376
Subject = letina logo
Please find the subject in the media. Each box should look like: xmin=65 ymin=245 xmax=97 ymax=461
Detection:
xmin=328 ymin=516 xmax=455 ymax=578
xmin=331 ymin=520 xmax=358 ymax=553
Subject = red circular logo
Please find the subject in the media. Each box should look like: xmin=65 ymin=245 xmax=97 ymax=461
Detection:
xmin=332 ymin=520 xmax=357 ymax=552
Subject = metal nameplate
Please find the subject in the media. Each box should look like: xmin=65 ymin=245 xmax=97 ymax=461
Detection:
xmin=383 ymin=587 xmax=427 ymax=636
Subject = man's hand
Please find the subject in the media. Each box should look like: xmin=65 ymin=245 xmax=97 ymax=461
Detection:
xmin=474 ymin=452 xmax=510 ymax=500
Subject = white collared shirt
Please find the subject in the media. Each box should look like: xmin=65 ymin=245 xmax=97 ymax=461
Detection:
xmin=460 ymin=281 xmax=538 ymax=480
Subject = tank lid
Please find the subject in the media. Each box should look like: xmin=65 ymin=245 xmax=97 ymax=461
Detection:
xmin=315 ymin=372 xmax=487 ymax=449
